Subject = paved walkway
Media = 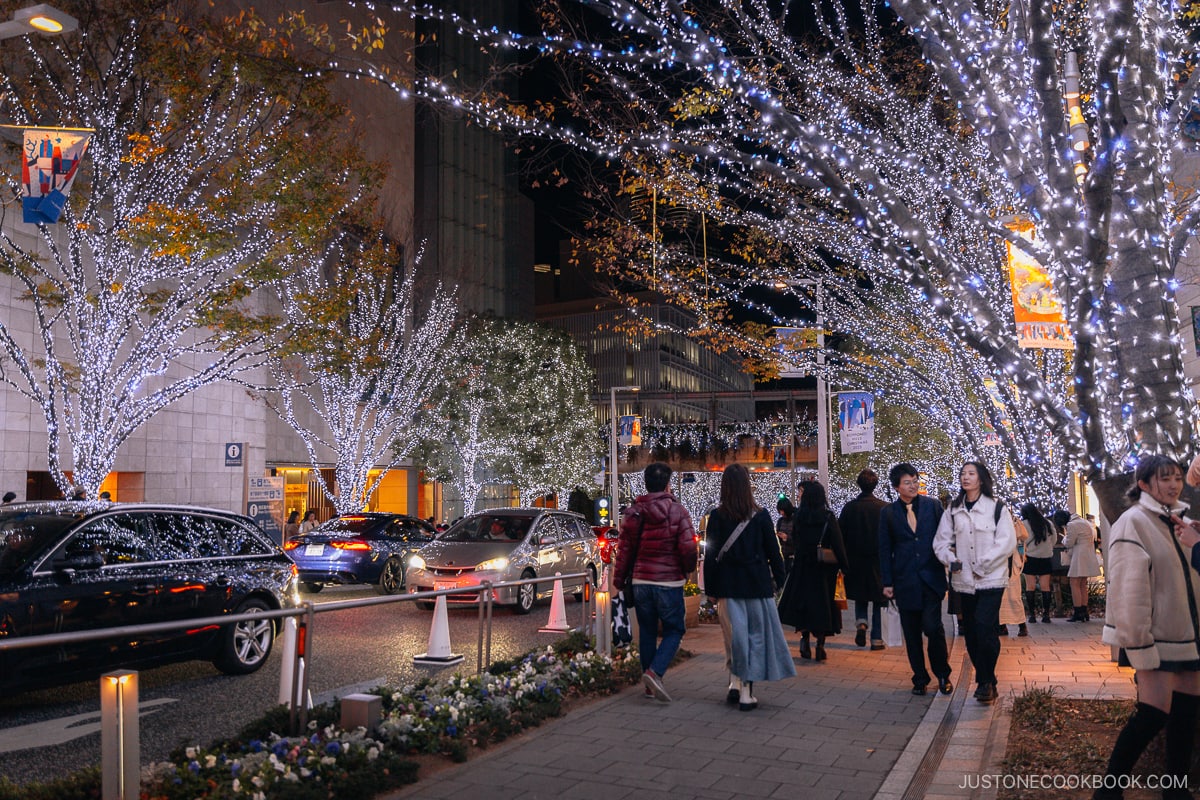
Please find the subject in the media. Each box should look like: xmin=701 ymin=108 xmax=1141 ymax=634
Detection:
xmin=380 ymin=610 xmax=1133 ymax=800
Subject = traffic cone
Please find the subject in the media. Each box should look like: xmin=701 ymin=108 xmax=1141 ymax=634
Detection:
xmin=413 ymin=595 xmax=464 ymax=666
xmin=539 ymin=575 xmax=571 ymax=634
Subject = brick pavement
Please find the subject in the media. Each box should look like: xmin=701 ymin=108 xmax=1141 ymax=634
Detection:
xmin=378 ymin=609 xmax=1133 ymax=800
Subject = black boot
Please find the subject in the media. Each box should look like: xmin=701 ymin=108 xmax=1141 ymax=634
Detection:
xmin=1068 ymin=606 xmax=1086 ymax=622
xmin=799 ymin=633 xmax=811 ymax=660
xmin=1163 ymin=692 xmax=1199 ymax=800
xmin=1041 ymin=591 xmax=1053 ymax=623
xmin=1093 ymin=702 xmax=1169 ymax=799
xmin=1025 ymin=590 xmax=1038 ymax=623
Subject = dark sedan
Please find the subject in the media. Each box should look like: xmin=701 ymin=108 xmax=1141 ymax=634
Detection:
xmin=0 ymin=502 xmax=296 ymax=693
xmin=283 ymin=513 xmax=436 ymax=594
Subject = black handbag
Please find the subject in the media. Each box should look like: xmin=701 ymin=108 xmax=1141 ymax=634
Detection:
xmin=816 ymin=519 xmax=838 ymax=565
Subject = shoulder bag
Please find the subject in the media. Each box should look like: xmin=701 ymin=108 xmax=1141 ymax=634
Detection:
xmin=715 ymin=517 xmax=752 ymax=563
xmin=816 ymin=517 xmax=838 ymax=565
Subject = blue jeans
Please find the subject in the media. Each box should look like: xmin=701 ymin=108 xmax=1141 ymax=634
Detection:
xmin=855 ymin=600 xmax=882 ymax=643
xmin=632 ymin=584 xmax=687 ymax=678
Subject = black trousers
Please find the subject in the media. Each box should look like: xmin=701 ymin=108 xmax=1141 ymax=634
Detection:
xmin=898 ymin=585 xmax=951 ymax=687
xmin=959 ymin=588 xmax=1004 ymax=686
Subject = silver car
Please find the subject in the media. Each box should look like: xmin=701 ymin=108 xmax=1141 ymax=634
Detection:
xmin=406 ymin=509 xmax=599 ymax=614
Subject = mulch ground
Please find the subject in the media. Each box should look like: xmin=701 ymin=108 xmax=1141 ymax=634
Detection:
xmin=1001 ymin=691 xmax=1196 ymax=800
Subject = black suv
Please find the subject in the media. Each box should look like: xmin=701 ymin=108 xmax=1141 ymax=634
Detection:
xmin=0 ymin=502 xmax=296 ymax=692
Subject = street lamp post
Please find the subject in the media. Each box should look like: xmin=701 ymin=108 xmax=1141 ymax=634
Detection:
xmin=0 ymin=4 xmax=78 ymax=39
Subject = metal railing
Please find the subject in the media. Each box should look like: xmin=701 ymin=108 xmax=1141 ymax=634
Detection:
xmin=1 ymin=571 xmax=597 ymax=799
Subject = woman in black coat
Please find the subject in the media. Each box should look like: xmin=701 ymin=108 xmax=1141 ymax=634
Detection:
xmin=704 ymin=463 xmax=796 ymax=710
xmin=776 ymin=479 xmax=849 ymax=661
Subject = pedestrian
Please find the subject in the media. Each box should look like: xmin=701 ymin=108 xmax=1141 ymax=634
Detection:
xmin=69 ymin=488 xmax=86 ymax=500
xmin=1093 ymin=455 xmax=1199 ymax=800
xmin=775 ymin=497 xmax=796 ymax=580
xmin=284 ymin=510 xmax=301 ymax=540
xmin=934 ymin=461 xmax=1016 ymax=704
xmin=611 ymin=462 xmax=698 ymax=703
xmin=1 ymin=492 xmax=15 ymax=505
xmin=839 ymin=468 xmax=888 ymax=650
xmin=1020 ymin=502 xmax=1057 ymax=623
xmin=776 ymin=479 xmax=847 ymax=663
xmin=703 ymin=464 xmax=795 ymax=710
xmin=98 ymin=491 xmax=111 ymax=501
xmin=998 ymin=514 xmax=1029 ymax=638
xmin=299 ymin=509 xmax=320 ymax=535
xmin=1053 ymin=509 xmax=1101 ymax=622
xmin=878 ymin=463 xmax=953 ymax=696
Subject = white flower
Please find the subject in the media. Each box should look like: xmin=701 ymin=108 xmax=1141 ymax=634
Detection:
xmin=232 ymin=778 xmax=242 ymax=793
xmin=368 ymin=746 xmax=379 ymax=761
xmin=252 ymin=775 xmax=265 ymax=788
xmin=321 ymin=756 xmax=337 ymax=765
xmin=284 ymin=771 xmax=300 ymax=782
xmin=205 ymin=754 xmax=217 ymax=768
xmin=185 ymin=746 xmax=197 ymax=760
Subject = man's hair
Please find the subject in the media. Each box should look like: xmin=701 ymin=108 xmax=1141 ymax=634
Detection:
xmin=644 ymin=462 xmax=672 ymax=493
xmin=856 ymin=469 xmax=879 ymax=494
xmin=888 ymin=463 xmax=919 ymax=488
xmin=1 ymin=492 xmax=14 ymax=503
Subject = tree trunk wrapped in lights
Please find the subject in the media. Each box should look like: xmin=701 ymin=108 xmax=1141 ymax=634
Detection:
xmin=0 ymin=3 xmax=368 ymax=498
xmin=379 ymin=0 xmax=1199 ymax=521
xmin=266 ymin=237 xmax=460 ymax=517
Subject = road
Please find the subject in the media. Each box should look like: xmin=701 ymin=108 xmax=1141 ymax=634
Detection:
xmin=0 ymin=585 xmax=592 ymax=786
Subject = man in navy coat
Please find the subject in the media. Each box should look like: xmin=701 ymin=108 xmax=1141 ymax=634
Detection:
xmin=879 ymin=463 xmax=953 ymax=696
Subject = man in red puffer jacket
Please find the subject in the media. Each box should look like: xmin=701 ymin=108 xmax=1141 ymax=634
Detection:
xmin=612 ymin=462 xmax=698 ymax=703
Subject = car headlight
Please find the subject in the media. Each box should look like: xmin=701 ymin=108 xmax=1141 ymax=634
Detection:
xmin=408 ymin=554 xmax=426 ymax=570
xmin=475 ymin=557 xmax=508 ymax=572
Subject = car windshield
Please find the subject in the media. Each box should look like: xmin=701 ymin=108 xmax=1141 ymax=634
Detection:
xmin=314 ymin=516 xmax=383 ymax=536
xmin=0 ymin=510 xmax=84 ymax=574
xmin=439 ymin=514 xmax=535 ymax=544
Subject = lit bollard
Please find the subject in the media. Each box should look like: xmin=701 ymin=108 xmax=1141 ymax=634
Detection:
xmin=100 ymin=669 xmax=138 ymax=800
xmin=340 ymin=693 xmax=382 ymax=731
xmin=596 ymin=566 xmax=612 ymax=657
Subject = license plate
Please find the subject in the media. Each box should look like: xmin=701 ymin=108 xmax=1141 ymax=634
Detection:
xmin=435 ymin=581 xmax=457 ymax=592
xmin=304 ymin=544 xmax=325 ymax=556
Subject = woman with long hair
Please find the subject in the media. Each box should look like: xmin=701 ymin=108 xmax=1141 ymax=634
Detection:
xmin=703 ymin=464 xmax=795 ymax=710
xmin=776 ymin=479 xmax=848 ymax=662
xmin=284 ymin=510 xmax=301 ymax=541
xmin=1093 ymin=455 xmax=1199 ymax=799
xmin=933 ymin=461 xmax=1016 ymax=704
xmin=1020 ymin=502 xmax=1056 ymax=623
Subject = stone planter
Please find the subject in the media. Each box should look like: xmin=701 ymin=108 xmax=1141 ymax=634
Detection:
xmin=684 ymin=593 xmax=702 ymax=629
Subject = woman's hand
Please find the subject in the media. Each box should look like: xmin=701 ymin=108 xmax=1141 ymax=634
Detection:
xmin=1172 ymin=515 xmax=1200 ymax=548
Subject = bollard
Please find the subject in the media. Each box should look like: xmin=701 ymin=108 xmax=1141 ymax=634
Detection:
xmin=340 ymin=693 xmax=382 ymax=731
xmin=101 ymin=669 xmax=138 ymax=800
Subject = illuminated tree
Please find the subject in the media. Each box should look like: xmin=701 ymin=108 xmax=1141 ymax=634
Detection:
xmin=385 ymin=0 xmax=1198 ymax=519
xmin=414 ymin=317 xmax=600 ymax=513
xmin=0 ymin=1 xmax=354 ymax=498
xmin=266 ymin=237 xmax=459 ymax=516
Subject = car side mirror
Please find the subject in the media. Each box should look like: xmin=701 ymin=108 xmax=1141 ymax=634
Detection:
xmin=535 ymin=533 xmax=555 ymax=547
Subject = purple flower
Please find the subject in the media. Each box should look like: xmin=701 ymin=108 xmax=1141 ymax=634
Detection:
xmin=249 ymin=739 xmax=263 ymax=753
xmin=325 ymin=741 xmax=341 ymax=755
xmin=188 ymin=761 xmax=200 ymax=773
xmin=230 ymin=762 xmax=242 ymax=776
xmin=446 ymin=725 xmax=458 ymax=737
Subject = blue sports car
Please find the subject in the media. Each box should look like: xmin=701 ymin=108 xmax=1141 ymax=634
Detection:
xmin=284 ymin=513 xmax=436 ymax=594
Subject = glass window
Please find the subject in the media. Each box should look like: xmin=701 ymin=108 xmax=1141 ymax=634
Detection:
xmin=208 ymin=517 xmax=271 ymax=556
xmin=534 ymin=516 xmax=561 ymax=545
xmin=147 ymin=514 xmax=220 ymax=560
xmin=58 ymin=514 xmax=149 ymax=565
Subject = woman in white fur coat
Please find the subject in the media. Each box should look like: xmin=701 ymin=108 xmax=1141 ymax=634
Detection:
xmin=1093 ymin=455 xmax=1199 ymax=800
xmin=933 ymin=461 xmax=1016 ymax=705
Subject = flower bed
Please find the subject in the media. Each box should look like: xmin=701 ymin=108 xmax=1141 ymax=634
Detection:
xmin=0 ymin=634 xmax=644 ymax=800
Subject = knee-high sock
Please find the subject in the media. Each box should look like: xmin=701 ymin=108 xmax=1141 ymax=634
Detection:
xmin=1041 ymin=591 xmax=1053 ymax=616
xmin=1104 ymin=702 xmax=1168 ymax=781
xmin=1164 ymin=692 xmax=1199 ymax=794
xmin=1025 ymin=590 xmax=1037 ymax=616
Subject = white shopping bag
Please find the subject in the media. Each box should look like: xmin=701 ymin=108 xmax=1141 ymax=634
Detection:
xmin=882 ymin=602 xmax=904 ymax=648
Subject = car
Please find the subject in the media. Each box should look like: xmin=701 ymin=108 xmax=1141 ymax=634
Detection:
xmin=283 ymin=513 xmax=436 ymax=594
xmin=0 ymin=502 xmax=296 ymax=693
xmin=407 ymin=508 xmax=600 ymax=614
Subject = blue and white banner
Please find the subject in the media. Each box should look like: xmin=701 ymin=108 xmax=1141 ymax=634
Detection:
xmin=21 ymin=127 xmax=93 ymax=224
xmin=837 ymin=391 xmax=875 ymax=454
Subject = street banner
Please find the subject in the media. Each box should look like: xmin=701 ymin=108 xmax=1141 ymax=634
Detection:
xmin=1005 ymin=220 xmax=1073 ymax=349
xmin=618 ymin=415 xmax=642 ymax=447
xmin=837 ymin=391 xmax=875 ymax=454
xmin=774 ymin=326 xmax=819 ymax=378
xmin=982 ymin=379 xmax=1013 ymax=446
xmin=21 ymin=127 xmax=93 ymax=224
xmin=247 ymin=476 xmax=285 ymax=545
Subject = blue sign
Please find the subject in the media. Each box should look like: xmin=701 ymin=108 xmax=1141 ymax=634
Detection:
xmin=224 ymin=442 xmax=243 ymax=467
xmin=247 ymin=476 xmax=285 ymax=544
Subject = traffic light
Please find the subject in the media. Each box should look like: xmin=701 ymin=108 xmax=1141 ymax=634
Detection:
xmin=595 ymin=496 xmax=611 ymax=525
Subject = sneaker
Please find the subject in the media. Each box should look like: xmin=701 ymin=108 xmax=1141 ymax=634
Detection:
xmin=855 ymin=623 xmax=867 ymax=647
xmin=643 ymin=669 xmax=671 ymax=702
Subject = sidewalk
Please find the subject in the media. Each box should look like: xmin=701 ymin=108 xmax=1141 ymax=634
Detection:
xmin=380 ymin=611 xmax=1133 ymax=800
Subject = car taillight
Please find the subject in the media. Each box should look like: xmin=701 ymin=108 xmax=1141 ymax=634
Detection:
xmin=283 ymin=540 xmax=300 ymax=550
xmin=330 ymin=540 xmax=371 ymax=551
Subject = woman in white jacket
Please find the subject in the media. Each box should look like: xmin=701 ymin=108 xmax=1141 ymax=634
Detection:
xmin=1094 ymin=455 xmax=1199 ymax=800
xmin=933 ymin=461 xmax=1016 ymax=705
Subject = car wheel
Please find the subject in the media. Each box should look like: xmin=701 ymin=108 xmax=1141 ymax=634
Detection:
xmin=514 ymin=569 xmax=536 ymax=614
xmin=574 ymin=564 xmax=598 ymax=602
xmin=376 ymin=557 xmax=405 ymax=595
xmin=300 ymin=582 xmax=324 ymax=594
xmin=214 ymin=598 xmax=274 ymax=675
